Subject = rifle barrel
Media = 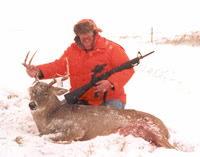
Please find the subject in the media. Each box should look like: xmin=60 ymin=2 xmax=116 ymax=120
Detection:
xmin=141 ymin=51 xmax=155 ymax=59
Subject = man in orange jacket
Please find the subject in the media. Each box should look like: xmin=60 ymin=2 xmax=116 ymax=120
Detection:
xmin=25 ymin=19 xmax=134 ymax=109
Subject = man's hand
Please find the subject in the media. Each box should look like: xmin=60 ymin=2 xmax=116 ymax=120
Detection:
xmin=94 ymin=80 xmax=113 ymax=93
xmin=22 ymin=51 xmax=40 ymax=80
xmin=22 ymin=50 xmax=40 ymax=79
xmin=26 ymin=65 xmax=40 ymax=78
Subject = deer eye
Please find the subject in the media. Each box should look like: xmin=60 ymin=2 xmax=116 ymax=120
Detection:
xmin=43 ymin=93 xmax=49 ymax=97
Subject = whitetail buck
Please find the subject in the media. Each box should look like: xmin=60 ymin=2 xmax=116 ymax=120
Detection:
xmin=23 ymin=51 xmax=175 ymax=149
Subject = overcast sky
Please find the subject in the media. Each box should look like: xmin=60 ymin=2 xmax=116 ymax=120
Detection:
xmin=1 ymin=0 xmax=199 ymax=35
xmin=0 ymin=0 xmax=199 ymax=61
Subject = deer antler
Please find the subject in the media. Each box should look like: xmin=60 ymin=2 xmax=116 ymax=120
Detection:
xmin=53 ymin=57 xmax=70 ymax=87
xmin=22 ymin=50 xmax=37 ymax=68
xmin=56 ymin=57 xmax=70 ymax=81
xmin=22 ymin=50 xmax=39 ymax=83
xmin=62 ymin=57 xmax=70 ymax=81
xmin=48 ymin=78 xmax=57 ymax=87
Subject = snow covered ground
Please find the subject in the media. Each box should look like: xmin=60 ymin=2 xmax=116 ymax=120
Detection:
xmin=1 ymin=33 xmax=200 ymax=156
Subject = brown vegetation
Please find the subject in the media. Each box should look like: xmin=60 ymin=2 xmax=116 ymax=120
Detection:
xmin=156 ymin=31 xmax=200 ymax=46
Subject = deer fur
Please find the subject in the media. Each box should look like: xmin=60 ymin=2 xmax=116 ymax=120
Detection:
xmin=28 ymin=81 xmax=175 ymax=149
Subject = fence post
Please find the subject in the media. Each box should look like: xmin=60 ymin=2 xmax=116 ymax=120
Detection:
xmin=151 ymin=27 xmax=153 ymax=43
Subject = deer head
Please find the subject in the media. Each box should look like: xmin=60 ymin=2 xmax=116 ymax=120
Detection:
xmin=28 ymin=79 xmax=68 ymax=111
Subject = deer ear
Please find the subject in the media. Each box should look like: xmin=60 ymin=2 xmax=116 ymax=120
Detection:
xmin=54 ymin=87 xmax=68 ymax=96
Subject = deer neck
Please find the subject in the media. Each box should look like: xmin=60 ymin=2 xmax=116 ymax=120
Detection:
xmin=31 ymin=97 xmax=62 ymax=134
xmin=45 ymin=96 xmax=61 ymax=117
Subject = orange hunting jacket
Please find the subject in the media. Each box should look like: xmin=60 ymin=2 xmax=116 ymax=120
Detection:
xmin=37 ymin=33 xmax=134 ymax=106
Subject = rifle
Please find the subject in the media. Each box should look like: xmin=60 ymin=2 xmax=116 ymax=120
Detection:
xmin=64 ymin=51 xmax=155 ymax=104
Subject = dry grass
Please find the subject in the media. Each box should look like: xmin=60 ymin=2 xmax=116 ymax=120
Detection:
xmin=156 ymin=31 xmax=200 ymax=46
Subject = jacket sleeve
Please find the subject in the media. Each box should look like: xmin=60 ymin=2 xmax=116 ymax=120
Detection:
xmin=36 ymin=50 xmax=69 ymax=79
xmin=107 ymin=44 xmax=134 ymax=91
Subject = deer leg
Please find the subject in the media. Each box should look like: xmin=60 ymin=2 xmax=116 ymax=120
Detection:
xmin=47 ymin=127 xmax=85 ymax=142
xmin=156 ymin=138 xmax=176 ymax=149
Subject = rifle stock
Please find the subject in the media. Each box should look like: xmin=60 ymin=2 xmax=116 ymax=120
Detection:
xmin=64 ymin=51 xmax=154 ymax=104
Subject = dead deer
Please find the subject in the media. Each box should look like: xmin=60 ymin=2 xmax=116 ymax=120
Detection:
xmin=27 ymin=80 xmax=175 ymax=148
xmin=23 ymin=51 xmax=175 ymax=149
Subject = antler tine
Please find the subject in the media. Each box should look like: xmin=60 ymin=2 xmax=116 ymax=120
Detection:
xmin=55 ymin=57 xmax=70 ymax=81
xmin=48 ymin=78 xmax=57 ymax=87
xmin=32 ymin=77 xmax=39 ymax=85
xmin=66 ymin=57 xmax=70 ymax=77
xmin=61 ymin=57 xmax=70 ymax=81
xmin=28 ymin=50 xmax=37 ymax=66
xmin=22 ymin=51 xmax=30 ymax=67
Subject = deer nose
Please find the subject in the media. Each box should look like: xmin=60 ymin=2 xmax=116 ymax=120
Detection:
xmin=29 ymin=101 xmax=37 ymax=110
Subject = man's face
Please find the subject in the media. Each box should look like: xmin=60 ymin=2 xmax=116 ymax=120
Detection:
xmin=79 ymin=32 xmax=94 ymax=50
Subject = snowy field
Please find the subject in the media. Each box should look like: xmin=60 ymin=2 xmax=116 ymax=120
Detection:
xmin=1 ymin=33 xmax=200 ymax=156
xmin=1 ymin=0 xmax=200 ymax=156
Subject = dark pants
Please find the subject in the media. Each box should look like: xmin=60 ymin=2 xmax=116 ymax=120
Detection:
xmin=62 ymin=98 xmax=125 ymax=109
xmin=100 ymin=99 xmax=125 ymax=109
